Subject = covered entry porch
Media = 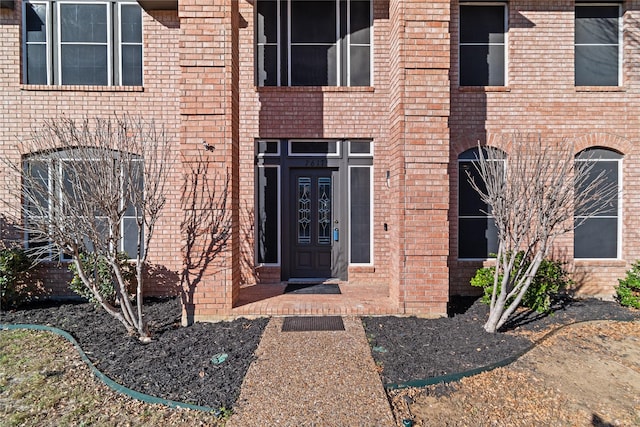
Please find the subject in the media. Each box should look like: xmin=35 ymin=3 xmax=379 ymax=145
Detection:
xmin=231 ymin=282 xmax=397 ymax=317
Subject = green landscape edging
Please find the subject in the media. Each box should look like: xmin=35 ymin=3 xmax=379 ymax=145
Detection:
xmin=0 ymin=323 xmax=219 ymax=414
xmin=383 ymin=344 xmax=531 ymax=390
xmin=382 ymin=319 xmax=633 ymax=391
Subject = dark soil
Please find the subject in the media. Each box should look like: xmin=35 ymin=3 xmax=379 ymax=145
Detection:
xmin=362 ymin=296 xmax=640 ymax=385
xmin=0 ymin=298 xmax=268 ymax=410
xmin=2 ymin=295 xmax=638 ymax=411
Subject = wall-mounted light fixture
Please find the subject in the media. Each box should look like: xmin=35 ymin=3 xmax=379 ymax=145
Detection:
xmin=202 ymin=140 xmax=215 ymax=152
xmin=385 ymin=170 xmax=390 ymax=188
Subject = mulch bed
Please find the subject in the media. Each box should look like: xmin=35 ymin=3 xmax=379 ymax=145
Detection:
xmin=362 ymin=296 xmax=640 ymax=385
xmin=2 ymin=295 xmax=638 ymax=411
xmin=0 ymin=298 xmax=268 ymax=410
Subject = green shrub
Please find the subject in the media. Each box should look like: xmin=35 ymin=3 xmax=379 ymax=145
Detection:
xmin=471 ymin=252 xmax=572 ymax=313
xmin=69 ymin=252 xmax=136 ymax=306
xmin=0 ymin=247 xmax=34 ymax=310
xmin=616 ymin=262 xmax=640 ymax=309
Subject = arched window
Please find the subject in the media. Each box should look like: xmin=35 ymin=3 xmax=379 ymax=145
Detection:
xmin=23 ymin=148 xmax=143 ymax=260
xmin=457 ymin=147 xmax=504 ymax=259
xmin=574 ymin=148 xmax=621 ymax=259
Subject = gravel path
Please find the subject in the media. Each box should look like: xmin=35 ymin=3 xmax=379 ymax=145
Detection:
xmin=227 ymin=317 xmax=394 ymax=427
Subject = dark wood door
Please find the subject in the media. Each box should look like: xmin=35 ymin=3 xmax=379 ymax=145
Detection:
xmin=289 ymin=169 xmax=336 ymax=278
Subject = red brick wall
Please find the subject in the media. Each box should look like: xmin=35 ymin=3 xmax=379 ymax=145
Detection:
xmin=390 ymin=0 xmax=451 ymax=315
xmin=5 ymin=0 xmax=634 ymax=316
xmin=179 ymin=0 xmax=240 ymax=322
xmin=237 ymin=1 xmax=395 ymax=289
xmin=449 ymin=0 xmax=640 ymax=297
xmin=234 ymin=0 xmax=450 ymax=316
xmin=0 ymin=2 xmax=183 ymax=298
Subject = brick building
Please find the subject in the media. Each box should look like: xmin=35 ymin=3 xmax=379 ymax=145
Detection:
xmin=1 ymin=0 xmax=638 ymax=322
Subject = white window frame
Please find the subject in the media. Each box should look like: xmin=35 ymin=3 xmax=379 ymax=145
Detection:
xmin=255 ymin=164 xmax=281 ymax=266
xmin=347 ymin=140 xmax=373 ymax=157
xmin=458 ymin=2 xmax=508 ymax=87
xmin=574 ymin=3 xmax=622 ymax=87
xmin=574 ymin=150 xmax=622 ymax=260
xmin=287 ymin=0 xmax=341 ymax=86
xmin=24 ymin=152 xmax=142 ymax=261
xmin=348 ymin=164 xmax=374 ymax=266
xmin=23 ymin=0 xmax=52 ymax=85
xmin=57 ymin=1 xmax=112 ymax=85
xmin=288 ymin=139 xmax=341 ymax=157
xmin=256 ymin=0 xmax=373 ymax=87
xmin=346 ymin=0 xmax=373 ymax=86
xmin=256 ymin=139 xmax=281 ymax=158
xmin=457 ymin=148 xmax=504 ymax=260
xmin=117 ymin=1 xmax=144 ymax=86
xmin=22 ymin=0 xmax=142 ymax=86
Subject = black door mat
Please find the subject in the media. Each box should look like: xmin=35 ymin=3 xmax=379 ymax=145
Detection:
xmin=281 ymin=316 xmax=345 ymax=332
xmin=284 ymin=283 xmax=341 ymax=294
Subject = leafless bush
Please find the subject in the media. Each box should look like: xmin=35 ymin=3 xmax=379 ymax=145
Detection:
xmin=3 ymin=116 xmax=171 ymax=340
xmin=468 ymin=134 xmax=618 ymax=332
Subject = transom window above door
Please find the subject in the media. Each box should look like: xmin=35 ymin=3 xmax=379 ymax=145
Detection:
xmin=256 ymin=0 xmax=372 ymax=87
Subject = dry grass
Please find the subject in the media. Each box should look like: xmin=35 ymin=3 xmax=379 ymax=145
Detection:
xmin=0 ymin=329 xmax=224 ymax=427
xmin=391 ymin=320 xmax=640 ymax=427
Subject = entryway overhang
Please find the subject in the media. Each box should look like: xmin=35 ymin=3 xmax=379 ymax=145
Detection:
xmin=136 ymin=0 xmax=177 ymax=11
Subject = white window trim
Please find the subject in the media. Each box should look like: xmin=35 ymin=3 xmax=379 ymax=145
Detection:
xmin=287 ymin=0 xmax=342 ymax=86
xmin=277 ymin=0 xmax=281 ymax=86
xmin=22 ymin=1 xmax=52 ymax=85
xmin=348 ymin=165 xmax=374 ymax=266
xmin=575 ymin=3 xmax=622 ymax=87
xmin=118 ymin=1 xmax=144 ymax=86
xmin=288 ymin=139 xmax=341 ymax=157
xmin=23 ymin=0 xmax=142 ymax=86
xmin=256 ymin=139 xmax=281 ymax=157
xmin=346 ymin=0 xmax=374 ymax=87
xmin=260 ymin=0 xmax=372 ymax=87
xmin=347 ymin=140 xmax=373 ymax=157
xmin=457 ymin=152 xmax=504 ymax=261
xmin=255 ymin=164 xmax=281 ymax=266
xmin=57 ymin=1 xmax=112 ymax=86
xmin=574 ymin=154 xmax=622 ymax=260
xmin=24 ymin=153 xmax=142 ymax=261
xmin=458 ymin=2 xmax=508 ymax=87
xmin=336 ymin=0 xmax=341 ymax=86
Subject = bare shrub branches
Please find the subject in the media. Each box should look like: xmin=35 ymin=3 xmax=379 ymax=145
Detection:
xmin=4 ymin=116 xmax=171 ymax=340
xmin=467 ymin=134 xmax=618 ymax=332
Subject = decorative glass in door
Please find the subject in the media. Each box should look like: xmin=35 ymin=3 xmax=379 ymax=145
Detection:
xmin=317 ymin=177 xmax=332 ymax=244
xmin=297 ymin=177 xmax=311 ymax=244
xmin=290 ymin=169 xmax=337 ymax=279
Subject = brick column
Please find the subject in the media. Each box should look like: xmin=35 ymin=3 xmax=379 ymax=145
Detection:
xmin=179 ymin=0 xmax=239 ymax=324
xmin=389 ymin=0 xmax=451 ymax=316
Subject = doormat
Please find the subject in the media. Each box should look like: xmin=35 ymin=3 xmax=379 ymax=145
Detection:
xmin=281 ymin=316 xmax=345 ymax=332
xmin=284 ymin=283 xmax=341 ymax=294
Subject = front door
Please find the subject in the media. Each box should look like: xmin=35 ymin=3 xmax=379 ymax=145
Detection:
xmin=289 ymin=168 xmax=343 ymax=279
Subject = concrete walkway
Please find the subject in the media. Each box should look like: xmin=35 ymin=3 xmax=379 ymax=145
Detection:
xmin=226 ymin=317 xmax=395 ymax=427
